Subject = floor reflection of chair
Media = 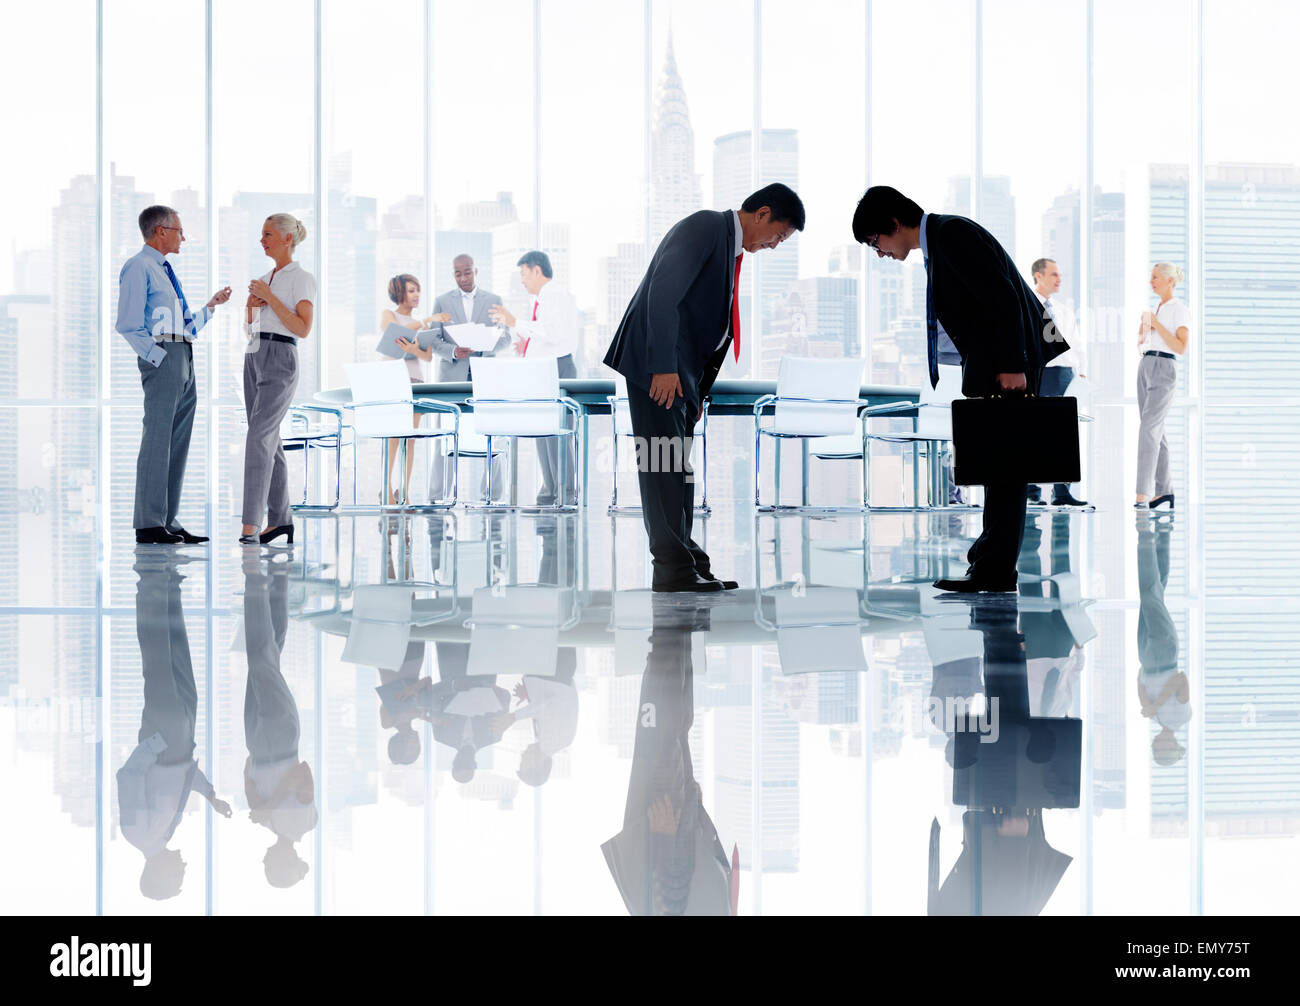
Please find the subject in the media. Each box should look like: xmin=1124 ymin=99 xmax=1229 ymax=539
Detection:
xmin=341 ymin=584 xmax=458 ymax=672
xmin=609 ymin=590 xmax=708 ymax=675
xmin=286 ymin=517 xmax=349 ymax=621
xmin=465 ymin=584 xmax=580 ymax=677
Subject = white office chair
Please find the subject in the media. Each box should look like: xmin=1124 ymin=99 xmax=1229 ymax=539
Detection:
xmin=753 ymin=356 xmax=867 ymax=512
xmin=607 ymin=374 xmax=710 ymax=514
xmin=346 ymin=360 xmax=461 ymax=510
xmin=859 ymin=365 xmax=963 ymax=511
xmin=281 ymin=404 xmax=352 ymax=511
xmin=466 ymin=357 xmax=581 ymax=511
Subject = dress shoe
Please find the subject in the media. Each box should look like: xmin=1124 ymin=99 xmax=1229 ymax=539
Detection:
xmin=169 ymin=526 xmax=210 ymax=544
xmin=1026 ymin=493 xmax=1045 ymax=506
xmin=260 ymin=524 xmax=294 ymax=545
xmin=1148 ymin=493 xmax=1174 ymax=510
xmin=699 ymin=572 xmax=740 ymax=590
xmin=1051 ymin=491 xmax=1088 ymax=507
xmin=136 ymin=527 xmax=182 ymax=545
xmin=933 ymin=575 xmax=1018 ymax=593
xmin=652 ymin=574 xmax=725 ymax=594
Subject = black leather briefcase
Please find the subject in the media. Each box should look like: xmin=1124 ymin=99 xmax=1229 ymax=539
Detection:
xmin=951 ymin=395 xmax=1081 ymax=486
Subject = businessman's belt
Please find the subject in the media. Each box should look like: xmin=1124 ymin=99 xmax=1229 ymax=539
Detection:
xmin=1143 ymin=351 xmax=1175 ymax=360
xmin=154 ymin=335 xmax=192 ymax=343
xmin=259 ymin=332 xmax=297 ymax=346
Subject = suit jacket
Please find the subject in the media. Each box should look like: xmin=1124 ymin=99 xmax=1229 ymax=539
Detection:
xmin=603 ymin=209 xmax=738 ymax=414
xmin=429 ymin=287 xmax=508 ymax=382
xmin=924 ymin=213 xmax=1068 ymax=397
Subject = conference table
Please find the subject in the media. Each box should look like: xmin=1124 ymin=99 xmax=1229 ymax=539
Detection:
xmin=315 ymin=378 xmax=920 ymax=507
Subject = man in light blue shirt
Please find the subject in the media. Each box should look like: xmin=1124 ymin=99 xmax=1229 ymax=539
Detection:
xmin=117 ymin=204 xmax=230 ymax=544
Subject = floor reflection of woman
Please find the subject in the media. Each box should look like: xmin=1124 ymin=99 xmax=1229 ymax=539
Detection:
xmin=242 ymin=553 xmax=318 ymax=887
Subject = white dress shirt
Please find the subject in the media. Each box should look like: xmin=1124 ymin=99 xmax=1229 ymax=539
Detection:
xmin=515 ymin=280 xmax=579 ymax=359
xmin=1038 ymin=291 xmax=1085 ymax=372
xmin=1140 ymin=297 xmax=1192 ymax=355
xmin=714 ymin=210 xmax=745 ymax=352
xmin=247 ymin=260 xmax=317 ymax=338
xmin=460 ymin=286 xmax=478 ymax=323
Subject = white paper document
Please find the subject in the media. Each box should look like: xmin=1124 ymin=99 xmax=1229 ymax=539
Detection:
xmin=444 ymin=322 xmax=503 ymax=353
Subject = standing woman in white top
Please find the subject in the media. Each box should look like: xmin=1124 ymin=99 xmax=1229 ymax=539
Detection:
xmin=1135 ymin=262 xmax=1191 ymax=510
xmin=240 ymin=214 xmax=317 ymax=545
xmin=378 ymin=274 xmax=449 ymax=504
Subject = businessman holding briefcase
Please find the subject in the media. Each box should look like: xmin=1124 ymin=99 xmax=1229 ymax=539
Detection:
xmin=852 ymin=186 xmax=1073 ymax=592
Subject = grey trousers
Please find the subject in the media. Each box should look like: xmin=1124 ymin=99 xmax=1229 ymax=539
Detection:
xmin=134 ymin=342 xmax=196 ymax=531
xmin=242 ymin=340 xmax=299 ymax=527
xmin=1136 ymin=354 xmax=1177 ymax=497
xmin=537 ymin=354 xmax=578 ymax=505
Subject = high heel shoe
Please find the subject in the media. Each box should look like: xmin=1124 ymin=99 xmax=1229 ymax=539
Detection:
xmin=1148 ymin=493 xmax=1174 ymax=510
xmin=260 ymin=524 xmax=294 ymax=545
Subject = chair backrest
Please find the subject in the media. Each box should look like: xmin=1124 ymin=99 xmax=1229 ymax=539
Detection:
xmin=916 ymin=365 xmax=963 ymax=439
xmin=471 ymin=357 xmax=563 ymax=436
xmin=347 ymin=360 xmax=413 ymax=436
xmin=612 ymin=374 xmax=634 ymax=436
xmin=773 ymin=356 xmax=865 ymax=436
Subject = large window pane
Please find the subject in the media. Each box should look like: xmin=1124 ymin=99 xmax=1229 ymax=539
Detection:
xmin=325 ymin=0 xmax=425 ymax=392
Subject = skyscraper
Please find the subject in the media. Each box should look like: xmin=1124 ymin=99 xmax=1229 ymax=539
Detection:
xmin=713 ymin=128 xmax=799 ymax=378
xmin=649 ymin=31 xmax=703 ymax=252
xmin=945 ymin=175 xmax=1017 ymax=265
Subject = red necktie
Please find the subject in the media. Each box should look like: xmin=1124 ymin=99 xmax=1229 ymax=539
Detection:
xmin=731 ymin=253 xmax=743 ymax=362
xmin=521 ymin=299 xmax=538 ymax=357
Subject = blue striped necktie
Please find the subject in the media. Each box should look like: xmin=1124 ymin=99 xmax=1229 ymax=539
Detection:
xmin=924 ymin=256 xmax=940 ymax=389
xmin=162 ymin=260 xmax=194 ymax=336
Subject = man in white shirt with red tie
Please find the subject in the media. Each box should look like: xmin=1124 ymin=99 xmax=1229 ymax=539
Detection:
xmin=488 ymin=251 xmax=579 ymax=506
xmin=602 ymin=184 xmax=805 ymax=592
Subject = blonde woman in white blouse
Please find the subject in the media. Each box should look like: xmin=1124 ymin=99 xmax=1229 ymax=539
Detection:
xmin=240 ymin=214 xmax=316 ymax=545
xmin=378 ymin=273 xmax=450 ymax=504
xmin=1135 ymin=262 xmax=1191 ymax=511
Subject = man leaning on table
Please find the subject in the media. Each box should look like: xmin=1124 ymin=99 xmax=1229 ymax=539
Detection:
xmin=488 ymin=251 xmax=580 ymax=507
xmin=117 ymin=204 xmax=232 ymax=545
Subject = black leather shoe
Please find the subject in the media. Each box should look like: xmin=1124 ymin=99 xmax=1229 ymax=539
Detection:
xmin=1026 ymin=494 xmax=1045 ymax=506
xmin=699 ymin=572 xmax=740 ymax=590
xmin=169 ymin=526 xmax=210 ymax=544
xmin=652 ymin=574 xmax=725 ymax=593
xmin=1051 ymin=491 xmax=1088 ymax=507
xmin=933 ymin=575 xmax=1018 ymax=593
xmin=136 ymin=527 xmax=182 ymax=545
xmin=1148 ymin=493 xmax=1174 ymax=510
xmin=260 ymin=524 xmax=294 ymax=545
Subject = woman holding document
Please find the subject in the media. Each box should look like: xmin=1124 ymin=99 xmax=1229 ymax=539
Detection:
xmin=379 ymin=273 xmax=450 ymax=504
xmin=240 ymin=214 xmax=315 ymax=546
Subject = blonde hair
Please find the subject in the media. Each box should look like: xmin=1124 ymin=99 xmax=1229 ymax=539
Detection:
xmin=1152 ymin=261 xmax=1184 ymax=287
xmin=266 ymin=213 xmax=308 ymax=250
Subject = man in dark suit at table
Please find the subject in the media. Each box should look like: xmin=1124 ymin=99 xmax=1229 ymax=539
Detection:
xmin=604 ymin=183 xmax=805 ymax=593
xmin=852 ymin=186 xmax=1067 ymax=592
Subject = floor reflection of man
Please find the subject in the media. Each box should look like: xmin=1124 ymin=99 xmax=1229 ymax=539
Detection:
xmin=242 ymin=554 xmax=318 ymax=888
xmin=602 ymin=598 xmax=736 ymax=916
xmin=928 ymin=599 xmax=1080 ymax=916
xmin=117 ymin=551 xmax=232 ymax=901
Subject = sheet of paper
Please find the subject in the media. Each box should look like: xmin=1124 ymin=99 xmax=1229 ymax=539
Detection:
xmin=444 ymin=322 xmax=503 ymax=353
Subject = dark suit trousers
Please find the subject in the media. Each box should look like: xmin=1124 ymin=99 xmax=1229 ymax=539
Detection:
xmin=966 ymin=482 xmax=1028 ymax=582
xmin=625 ymin=382 xmax=710 ymax=585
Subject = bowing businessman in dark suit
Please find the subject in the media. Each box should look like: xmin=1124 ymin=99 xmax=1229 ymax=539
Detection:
xmin=605 ymin=183 xmax=805 ymax=592
xmin=852 ymin=186 xmax=1068 ymax=592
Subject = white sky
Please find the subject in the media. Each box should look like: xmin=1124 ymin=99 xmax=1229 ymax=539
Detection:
xmin=2 ymin=0 xmax=1297 ymax=305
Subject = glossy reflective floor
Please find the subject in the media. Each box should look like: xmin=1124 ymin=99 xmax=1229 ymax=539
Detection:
xmin=3 ymin=500 xmax=1297 ymax=915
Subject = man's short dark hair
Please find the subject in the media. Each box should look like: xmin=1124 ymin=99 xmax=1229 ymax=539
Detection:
xmin=139 ymin=204 xmax=177 ymax=240
xmin=516 ymin=250 xmax=553 ymax=278
xmin=741 ymin=183 xmax=806 ymax=231
xmin=851 ymin=186 xmax=924 ymax=243
xmin=1031 ymin=257 xmax=1055 ymax=277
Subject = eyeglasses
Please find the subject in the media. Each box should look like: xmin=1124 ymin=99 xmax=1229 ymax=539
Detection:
xmin=864 ymin=235 xmax=881 ymax=251
xmin=161 ymin=225 xmax=185 ymax=237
